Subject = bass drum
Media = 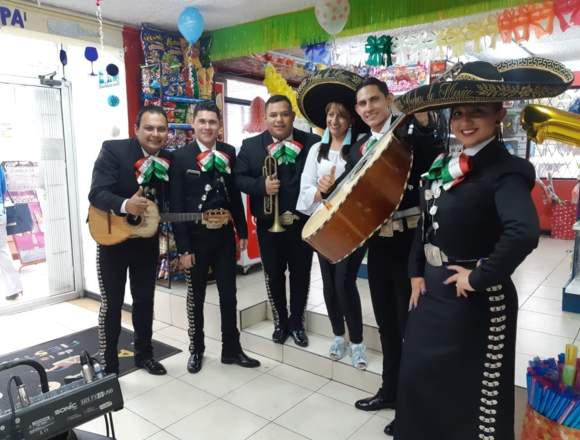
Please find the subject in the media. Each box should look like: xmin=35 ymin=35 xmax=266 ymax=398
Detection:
xmin=302 ymin=115 xmax=412 ymax=263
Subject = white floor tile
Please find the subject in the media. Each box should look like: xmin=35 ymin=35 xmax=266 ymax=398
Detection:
xmin=276 ymin=393 xmax=373 ymax=440
xmin=533 ymin=285 xmax=565 ymax=300
xmin=224 ymin=373 xmax=313 ymax=420
xmin=145 ymin=431 xmax=179 ymax=440
xmin=167 ymin=399 xmax=268 ymax=440
xmin=515 ymin=352 xmax=531 ymax=388
xmin=317 ymin=380 xmax=372 ymax=407
xmin=268 ymin=364 xmax=330 ymax=391
xmin=126 ymin=379 xmax=216 ymax=428
xmin=247 ymin=423 xmax=308 ymax=440
xmin=119 ymin=369 xmax=174 ymax=402
xmin=516 ymin=328 xmax=574 ymax=358
xmin=517 ymin=310 xmax=580 ymax=338
xmin=78 ymin=408 xmax=160 ymax=440
xmin=178 ymin=357 xmax=264 ymax=397
xmin=348 ymin=415 xmax=394 ymax=440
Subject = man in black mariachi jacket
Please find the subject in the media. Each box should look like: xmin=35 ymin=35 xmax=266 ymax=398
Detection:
xmin=170 ymin=101 xmax=260 ymax=374
xmin=329 ymin=78 xmax=442 ymax=433
xmin=89 ymin=105 xmax=171 ymax=376
xmin=234 ymin=95 xmax=320 ymax=347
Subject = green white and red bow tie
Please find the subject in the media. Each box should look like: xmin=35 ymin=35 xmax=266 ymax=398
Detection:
xmin=359 ymin=136 xmax=378 ymax=155
xmin=422 ymin=152 xmax=472 ymax=190
xmin=196 ymin=149 xmax=231 ymax=174
xmin=267 ymin=140 xmax=303 ymax=165
xmin=134 ymin=156 xmax=170 ymax=185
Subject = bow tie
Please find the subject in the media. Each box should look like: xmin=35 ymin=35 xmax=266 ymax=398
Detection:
xmin=422 ymin=153 xmax=472 ymax=190
xmin=196 ymin=150 xmax=231 ymax=174
xmin=267 ymin=140 xmax=303 ymax=165
xmin=134 ymin=156 xmax=170 ymax=185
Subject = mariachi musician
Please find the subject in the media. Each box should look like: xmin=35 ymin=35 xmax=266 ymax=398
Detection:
xmin=170 ymin=101 xmax=260 ymax=374
xmin=234 ymin=95 xmax=320 ymax=347
xmin=331 ymin=77 xmax=443 ymax=435
xmin=88 ymin=105 xmax=170 ymax=376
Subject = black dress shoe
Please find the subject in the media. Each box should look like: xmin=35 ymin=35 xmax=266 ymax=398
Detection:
xmin=272 ymin=326 xmax=288 ymax=344
xmin=384 ymin=419 xmax=396 ymax=436
xmin=290 ymin=329 xmax=309 ymax=347
xmin=221 ymin=351 xmax=261 ymax=368
xmin=187 ymin=353 xmax=203 ymax=374
xmin=135 ymin=358 xmax=167 ymax=375
xmin=355 ymin=390 xmax=395 ymax=411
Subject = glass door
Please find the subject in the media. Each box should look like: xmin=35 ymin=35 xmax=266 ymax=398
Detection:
xmin=0 ymin=77 xmax=82 ymax=309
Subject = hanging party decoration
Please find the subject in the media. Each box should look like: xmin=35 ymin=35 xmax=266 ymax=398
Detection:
xmin=84 ymin=46 xmax=98 ymax=76
xmin=178 ymin=7 xmax=205 ymax=44
xmin=498 ymin=2 xmax=555 ymax=43
xmin=107 ymin=95 xmax=120 ymax=107
xmin=263 ymin=64 xmax=301 ymax=116
xmin=365 ymin=35 xmax=394 ymax=66
xmin=302 ymin=42 xmax=331 ymax=66
xmin=106 ymin=63 xmax=119 ymax=77
xmin=96 ymin=0 xmax=104 ymax=51
xmin=464 ymin=15 xmax=499 ymax=52
xmin=554 ymin=0 xmax=580 ymax=32
xmin=59 ymin=45 xmax=67 ymax=81
xmin=314 ymin=0 xmax=350 ymax=36
xmin=244 ymin=97 xmax=268 ymax=133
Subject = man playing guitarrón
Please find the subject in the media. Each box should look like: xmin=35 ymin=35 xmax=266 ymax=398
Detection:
xmin=88 ymin=105 xmax=170 ymax=376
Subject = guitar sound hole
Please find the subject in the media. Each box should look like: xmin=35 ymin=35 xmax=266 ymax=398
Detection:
xmin=127 ymin=215 xmax=142 ymax=226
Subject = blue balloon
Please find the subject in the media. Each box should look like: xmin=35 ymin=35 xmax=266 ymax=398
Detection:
xmin=177 ymin=7 xmax=205 ymax=44
xmin=107 ymin=95 xmax=120 ymax=107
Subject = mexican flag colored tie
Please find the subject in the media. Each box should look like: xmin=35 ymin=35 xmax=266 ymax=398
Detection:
xmin=359 ymin=136 xmax=378 ymax=155
xmin=196 ymin=150 xmax=231 ymax=174
xmin=267 ymin=140 xmax=303 ymax=165
xmin=421 ymin=152 xmax=472 ymax=190
xmin=134 ymin=156 xmax=170 ymax=185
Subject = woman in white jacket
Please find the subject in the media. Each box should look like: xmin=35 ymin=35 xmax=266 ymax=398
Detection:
xmin=297 ymin=100 xmax=368 ymax=369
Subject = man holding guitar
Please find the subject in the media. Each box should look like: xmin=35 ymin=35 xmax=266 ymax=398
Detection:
xmin=319 ymin=78 xmax=442 ymax=435
xmin=170 ymin=101 xmax=260 ymax=374
xmin=88 ymin=105 xmax=170 ymax=376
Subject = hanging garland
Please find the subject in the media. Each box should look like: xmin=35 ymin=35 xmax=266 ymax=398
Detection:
xmin=96 ymin=0 xmax=104 ymax=51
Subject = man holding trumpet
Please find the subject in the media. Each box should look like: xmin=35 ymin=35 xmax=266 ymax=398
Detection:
xmin=235 ymin=95 xmax=320 ymax=347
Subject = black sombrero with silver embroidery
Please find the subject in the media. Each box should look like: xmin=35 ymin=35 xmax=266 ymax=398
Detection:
xmin=297 ymin=68 xmax=366 ymax=129
xmin=396 ymin=57 xmax=574 ymax=115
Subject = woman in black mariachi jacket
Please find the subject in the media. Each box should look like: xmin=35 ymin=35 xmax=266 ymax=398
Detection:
xmin=392 ymin=58 xmax=574 ymax=440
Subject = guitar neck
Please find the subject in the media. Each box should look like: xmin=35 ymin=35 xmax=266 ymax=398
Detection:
xmin=160 ymin=212 xmax=203 ymax=223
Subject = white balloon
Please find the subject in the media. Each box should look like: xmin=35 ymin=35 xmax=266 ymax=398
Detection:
xmin=315 ymin=0 xmax=350 ymax=36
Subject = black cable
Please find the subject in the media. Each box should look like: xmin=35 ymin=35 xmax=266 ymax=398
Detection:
xmin=109 ymin=412 xmax=116 ymax=439
xmin=7 ymin=376 xmax=20 ymax=438
xmin=104 ymin=413 xmax=110 ymax=437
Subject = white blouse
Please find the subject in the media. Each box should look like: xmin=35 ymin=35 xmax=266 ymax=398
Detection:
xmin=297 ymin=141 xmax=347 ymax=216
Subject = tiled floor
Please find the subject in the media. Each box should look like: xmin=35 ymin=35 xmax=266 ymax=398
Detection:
xmin=0 ymin=236 xmax=576 ymax=439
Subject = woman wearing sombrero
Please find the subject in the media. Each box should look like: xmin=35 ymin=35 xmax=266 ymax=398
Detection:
xmin=391 ymin=58 xmax=574 ymax=439
xmin=296 ymin=69 xmax=371 ymax=368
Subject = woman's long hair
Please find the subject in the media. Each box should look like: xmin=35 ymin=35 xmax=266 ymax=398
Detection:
xmin=318 ymin=102 xmax=356 ymax=162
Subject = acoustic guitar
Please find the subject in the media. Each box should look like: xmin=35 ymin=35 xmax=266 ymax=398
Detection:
xmin=301 ymin=115 xmax=412 ymax=263
xmin=88 ymin=200 xmax=229 ymax=246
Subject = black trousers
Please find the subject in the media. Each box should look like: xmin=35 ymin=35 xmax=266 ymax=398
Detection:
xmin=367 ymin=229 xmax=414 ymax=400
xmin=186 ymin=225 xmax=240 ymax=356
xmin=256 ymin=218 xmax=313 ymax=331
xmin=318 ymin=246 xmax=366 ymax=344
xmin=97 ymin=237 xmax=159 ymax=374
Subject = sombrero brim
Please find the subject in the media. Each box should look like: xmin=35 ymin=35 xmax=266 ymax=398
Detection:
xmin=298 ymin=69 xmax=366 ymax=130
xmin=396 ymin=57 xmax=574 ymax=114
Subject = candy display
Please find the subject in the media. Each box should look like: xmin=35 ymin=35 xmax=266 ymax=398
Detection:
xmin=525 ymin=345 xmax=580 ymax=429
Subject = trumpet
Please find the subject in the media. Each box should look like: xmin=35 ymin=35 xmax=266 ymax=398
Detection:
xmin=521 ymin=104 xmax=580 ymax=147
xmin=263 ymin=155 xmax=285 ymax=233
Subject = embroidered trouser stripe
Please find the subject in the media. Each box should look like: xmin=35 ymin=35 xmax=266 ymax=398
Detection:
xmin=478 ymin=284 xmax=505 ymax=440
